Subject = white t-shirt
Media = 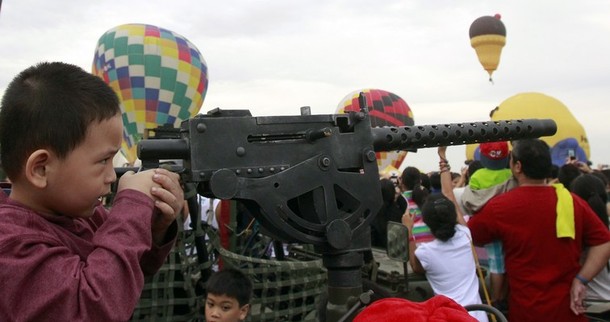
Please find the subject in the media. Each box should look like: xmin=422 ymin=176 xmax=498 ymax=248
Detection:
xmin=415 ymin=224 xmax=488 ymax=322
xmin=582 ymin=227 xmax=610 ymax=301
xmin=182 ymin=197 xmax=221 ymax=272
xmin=588 ymin=263 xmax=610 ymax=301
xmin=183 ymin=196 xmax=220 ymax=231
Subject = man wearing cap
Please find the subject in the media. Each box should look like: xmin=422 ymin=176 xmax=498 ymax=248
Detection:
xmin=465 ymin=141 xmax=512 ymax=310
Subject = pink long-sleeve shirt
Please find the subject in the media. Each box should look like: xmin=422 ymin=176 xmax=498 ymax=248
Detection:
xmin=0 ymin=189 xmax=176 ymax=321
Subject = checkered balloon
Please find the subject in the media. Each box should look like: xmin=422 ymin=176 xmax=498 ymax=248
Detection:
xmin=92 ymin=24 xmax=208 ymax=163
xmin=337 ymin=89 xmax=414 ymax=173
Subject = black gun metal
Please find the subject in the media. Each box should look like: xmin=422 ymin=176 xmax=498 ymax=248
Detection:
xmin=137 ymin=100 xmax=556 ymax=321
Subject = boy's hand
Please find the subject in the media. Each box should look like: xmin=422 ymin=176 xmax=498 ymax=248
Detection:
xmin=117 ymin=168 xmax=184 ymax=245
xmin=117 ymin=169 xmax=159 ymax=198
xmin=150 ymin=168 xmax=184 ymax=244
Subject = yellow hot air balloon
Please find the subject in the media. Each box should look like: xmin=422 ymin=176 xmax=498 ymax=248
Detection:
xmin=379 ymin=165 xmax=400 ymax=180
xmin=466 ymin=92 xmax=590 ymax=166
xmin=469 ymin=14 xmax=506 ymax=82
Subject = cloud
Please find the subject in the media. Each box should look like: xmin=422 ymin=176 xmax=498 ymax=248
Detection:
xmin=1 ymin=0 xmax=610 ymax=170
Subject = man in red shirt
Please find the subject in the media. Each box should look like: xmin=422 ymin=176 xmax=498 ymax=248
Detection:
xmin=468 ymin=139 xmax=610 ymax=322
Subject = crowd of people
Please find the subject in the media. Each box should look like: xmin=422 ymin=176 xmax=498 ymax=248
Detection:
xmin=372 ymin=140 xmax=610 ymax=321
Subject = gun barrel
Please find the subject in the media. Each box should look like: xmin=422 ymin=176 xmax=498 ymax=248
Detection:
xmin=114 ymin=167 xmax=140 ymax=177
xmin=138 ymin=138 xmax=189 ymax=161
xmin=372 ymin=118 xmax=557 ymax=152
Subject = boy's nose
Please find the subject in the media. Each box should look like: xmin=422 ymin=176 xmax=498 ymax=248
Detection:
xmin=209 ymin=307 xmax=221 ymax=317
xmin=106 ymin=165 xmax=117 ymax=183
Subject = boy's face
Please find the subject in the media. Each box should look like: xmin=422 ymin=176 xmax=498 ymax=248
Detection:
xmin=43 ymin=114 xmax=122 ymax=218
xmin=205 ymin=293 xmax=250 ymax=322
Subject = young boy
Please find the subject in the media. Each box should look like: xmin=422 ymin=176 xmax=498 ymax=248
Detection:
xmin=0 ymin=62 xmax=184 ymax=321
xmin=464 ymin=141 xmax=512 ymax=310
xmin=205 ymin=268 xmax=253 ymax=322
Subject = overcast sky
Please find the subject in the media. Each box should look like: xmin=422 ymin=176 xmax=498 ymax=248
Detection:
xmin=1 ymin=0 xmax=609 ymax=173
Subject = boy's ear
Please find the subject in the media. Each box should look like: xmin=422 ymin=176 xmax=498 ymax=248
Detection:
xmin=239 ymin=303 xmax=250 ymax=321
xmin=25 ymin=149 xmax=52 ymax=188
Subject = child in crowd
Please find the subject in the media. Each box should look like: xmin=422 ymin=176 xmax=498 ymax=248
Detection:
xmin=463 ymin=141 xmax=512 ymax=309
xmin=402 ymin=146 xmax=488 ymax=322
xmin=0 ymin=62 xmax=184 ymax=321
xmin=205 ymin=268 xmax=253 ymax=322
xmin=399 ymin=166 xmax=432 ymax=245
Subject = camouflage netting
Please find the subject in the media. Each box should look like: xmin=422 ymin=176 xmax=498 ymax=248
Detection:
xmin=211 ymin=231 xmax=327 ymax=322
xmin=130 ymin=214 xmax=327 ymax=322
xmin=130 ymin=221 xmax=214 ymax=322
xmin=218 ymin=249 xmax=326 ymax=321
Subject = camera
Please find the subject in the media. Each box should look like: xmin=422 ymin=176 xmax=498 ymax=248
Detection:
xmin=568 ymin=149 xmax=576 ymax=160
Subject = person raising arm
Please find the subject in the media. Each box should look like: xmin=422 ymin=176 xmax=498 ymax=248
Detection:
xmin=402 ymin=146 xmax=488 ymax=322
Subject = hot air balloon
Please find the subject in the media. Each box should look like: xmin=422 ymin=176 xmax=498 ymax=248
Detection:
xmin=92 ymin=24 xmax=208 ymax=164
xmin=337 ymin=89 xmax=414 ymax=173
xmin=469 ymin=14 xmax=506 ymax=82
xmin=466 ymin=92 xmax=590 ymax=166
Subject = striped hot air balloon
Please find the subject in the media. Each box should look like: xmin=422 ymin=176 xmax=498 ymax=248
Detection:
xmin=92 ymin=24 xmax=208 ymax=163
xmin=337 ymin=89 xmax=414 ymax=173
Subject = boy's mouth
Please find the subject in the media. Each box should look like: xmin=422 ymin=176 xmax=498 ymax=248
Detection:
xmin=98 ymin=192 xmax=111 ymax=203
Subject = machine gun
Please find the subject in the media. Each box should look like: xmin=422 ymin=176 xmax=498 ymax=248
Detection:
xmin=138 ymin=95 xmax=556 ymax=321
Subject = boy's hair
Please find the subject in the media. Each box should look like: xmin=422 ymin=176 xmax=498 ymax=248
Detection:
xmin=206 ymin=268 xmax=252 ymax=307
xmin=511 ymin=139 xmax=552 ymax=180
xmin=0 ymin=62 xmax=120 ymax=180
xmin=421 ymin=194 xmax=457 ymax=242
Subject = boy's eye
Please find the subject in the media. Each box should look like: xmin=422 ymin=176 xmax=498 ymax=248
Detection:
xmin=222 ymin=305 xmax=233 ymax=311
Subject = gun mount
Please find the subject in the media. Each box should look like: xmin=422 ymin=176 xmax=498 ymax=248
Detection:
xmin=138 ymin=98 xmax=556 ymax=321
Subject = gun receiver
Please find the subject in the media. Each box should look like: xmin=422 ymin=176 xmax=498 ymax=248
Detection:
xmin=138 ymin=103 xmax=556 ymax=321
xmin=139 ymin=108 xmax=555 ymax=249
